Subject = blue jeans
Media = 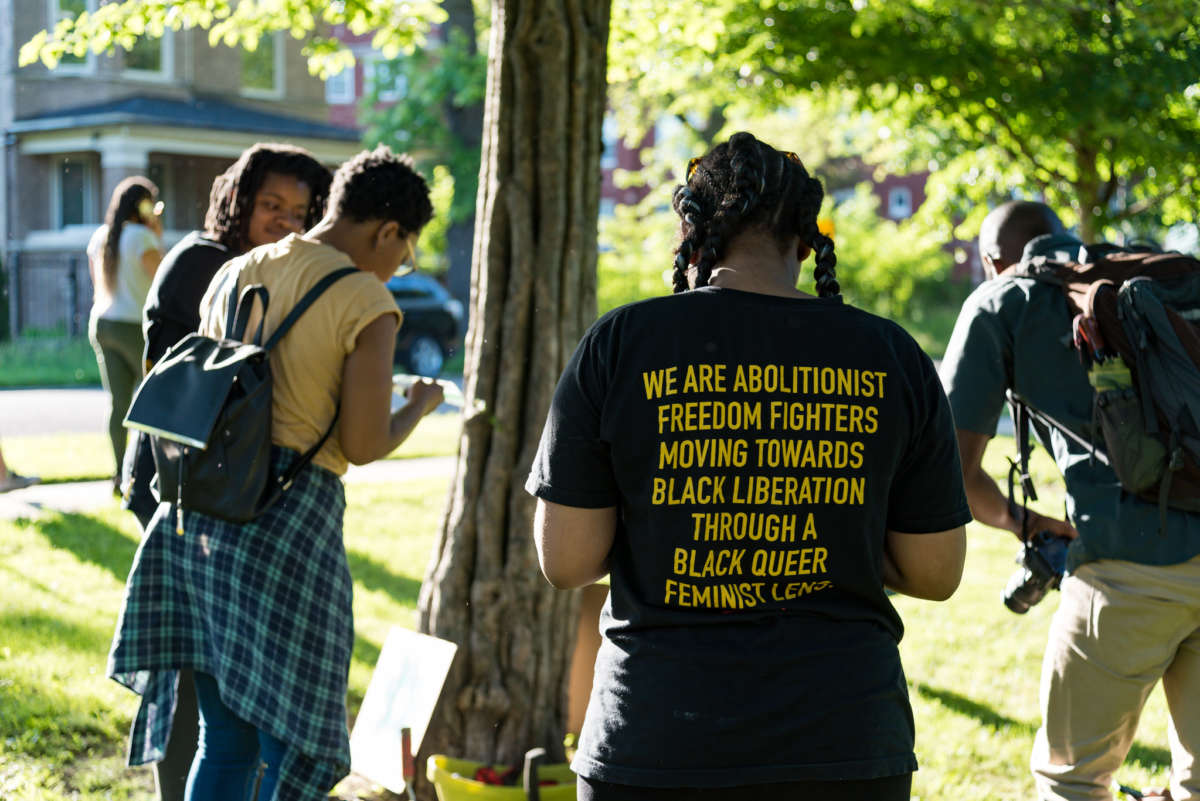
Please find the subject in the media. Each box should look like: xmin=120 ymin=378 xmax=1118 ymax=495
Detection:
xmin=186 ymin=672 xmax=286 ymax=801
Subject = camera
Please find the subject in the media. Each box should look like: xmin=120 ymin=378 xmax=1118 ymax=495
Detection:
xmin=1003 ymin=530 xmax=1069 ymax=614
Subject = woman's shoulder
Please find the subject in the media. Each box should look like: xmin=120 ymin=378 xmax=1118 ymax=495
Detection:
xmin=118 ymin=221 xmax=160 ymax=253
xmin=162 ymin=232 xmax=228 ymax=267
xmin=119 ymin=221 xmax=150 ymax=239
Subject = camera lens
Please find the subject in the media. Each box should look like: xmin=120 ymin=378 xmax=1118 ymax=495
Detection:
xmin=1003 ymin=567 xmax=1046 ymax=614
xmin=1002 ymin=531 xmax=1068 ymax=615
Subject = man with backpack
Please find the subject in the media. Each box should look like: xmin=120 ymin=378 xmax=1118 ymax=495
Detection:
xmin=939 ymin=200 xmax=1200 ymax=801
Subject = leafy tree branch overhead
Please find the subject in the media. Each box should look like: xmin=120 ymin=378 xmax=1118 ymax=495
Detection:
xmin=19 ymin=0 xmax=446 ymax=76
xmin=609 ymin=0 xmax=1200 ymax=242
xmin=364 ymin=26 xmax=487 ymax=226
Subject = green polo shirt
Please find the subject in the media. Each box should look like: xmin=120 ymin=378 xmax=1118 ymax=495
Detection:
xmin=940 ymin=273 xmax=1200 ymax=570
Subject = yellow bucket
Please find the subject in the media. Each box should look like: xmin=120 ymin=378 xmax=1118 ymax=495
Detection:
xmin=426 ymin=754 xmax=576 ymax=801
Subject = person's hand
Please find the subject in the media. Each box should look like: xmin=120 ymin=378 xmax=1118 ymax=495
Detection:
xmin=405 ymin=379 xmax=445 ymax=417
xmin=1023 ymin=509 xmax=1079 ymax=541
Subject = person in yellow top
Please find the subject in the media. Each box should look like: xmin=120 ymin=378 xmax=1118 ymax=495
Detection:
xmin=107 ymin=145 xmax=444 ymax=801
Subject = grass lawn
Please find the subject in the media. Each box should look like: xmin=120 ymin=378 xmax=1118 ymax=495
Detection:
xmin=0 ymin=337 xmax=100 ymax=388
xmin=0 ymin=435 xmax=1174 ymax=800
xmin=0 ymin=477 xmax=450 ymax=801
xmin=0 ymin=411 xmax=462 ymax=485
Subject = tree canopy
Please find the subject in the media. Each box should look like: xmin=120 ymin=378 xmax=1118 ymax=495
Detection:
xmin=610 ymin=0 xmax=1200 ymax=242
xmin=26 ymin=0 xmax=1199 ymax=245
xmin=19 ymin=0 xmax=444 ymax=77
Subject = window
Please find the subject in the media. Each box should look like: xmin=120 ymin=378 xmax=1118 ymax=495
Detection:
xmin=365 ymin=56 xmax=406 ymax=102
xmin=241 ymin=33 xmax=282 ymax=96
xmin=831 ymin=187 xmax=855 ymax=205
xmin=122 ymin=31 xmax=173 ymax=78
xmin=48 ymin=0 xmax=92 ymax=70
xmin=601 ymin=116 xmax=619 ymax=169
xmin=54 ymin=157 xmax=94 ymax=228
xmin=325 ymin=66 xmax=355 ymax=104
xmin=887 ymin=186 xmax=912 ymax=219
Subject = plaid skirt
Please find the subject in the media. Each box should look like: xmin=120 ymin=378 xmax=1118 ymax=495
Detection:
xmin=108 ymin=446 xmax=353 ymax=799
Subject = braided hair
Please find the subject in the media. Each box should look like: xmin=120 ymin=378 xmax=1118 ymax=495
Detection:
xmin=101 ymin=176 xmax=158 ymax=294
xmin=204 ymin=143 xmax=332 ymax=254
xmin=671 ymin=132 xmax=840 ymax=298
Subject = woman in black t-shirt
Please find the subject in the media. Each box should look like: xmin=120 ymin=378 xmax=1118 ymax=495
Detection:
xmin=124 ymin=143 xmax=331 ymax=801
xmin=528 ymin=133 xmax=971 ymax=801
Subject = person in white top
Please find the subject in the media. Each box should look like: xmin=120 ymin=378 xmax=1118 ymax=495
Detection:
xmin=86 ymin=176 xmax=164 ymax=492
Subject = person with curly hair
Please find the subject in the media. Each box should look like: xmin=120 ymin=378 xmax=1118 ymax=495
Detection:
xmin=86 ymin=176 xmax=163 ymax=491
xmin=108 ymin=145 xmax=444 ymax=801
xmin=527 ymin=132 xmax=970 ymax=800
xmin=120 ymin=143 xmax=332 ymax=801
xmin=141 ymin=143 xmax=333 ymax=373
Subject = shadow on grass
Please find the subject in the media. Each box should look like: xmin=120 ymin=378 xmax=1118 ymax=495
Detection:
xmin=30 ymin=510 xmax=140 ymax=583
xmin=354 ymin=633 xmax=382 ymax=669
xmin=345 ymin=548 xmax=422 ymax=607
xmin=348 ymin=634 xmax=383 ymax=718
xmin=915 ymin=682 xmax=1038 ymax=736
xmin=915 ymin=682 xmax=1172 ymax=769
xmin=0 ymin=607 xmax=113 ymax=657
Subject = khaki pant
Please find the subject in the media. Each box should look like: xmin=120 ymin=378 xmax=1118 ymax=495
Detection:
xmin=1032 ymin=555 xmax=1200 ymax=800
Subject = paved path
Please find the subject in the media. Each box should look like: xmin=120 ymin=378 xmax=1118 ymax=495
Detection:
xmin=0 ymin=385 xmax=464 ymax=520
xmin=0 ymin=387 xmax=109 ymax=436
xmin=0 ymin=382 xmax=464 ymax=437
xmin=0 ymin=455 xmax=456 ymax=521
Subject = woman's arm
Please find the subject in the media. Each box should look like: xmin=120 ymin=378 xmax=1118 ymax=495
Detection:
xmin=140 ymin=246 xmax=163 ymax=279
xmin=883 ymin=526 xmax=967 ymax=601
xmin=533 ymin=498 xmax=617 ymax=589
xmin=340 ymin=313 xmax=444 ymax=465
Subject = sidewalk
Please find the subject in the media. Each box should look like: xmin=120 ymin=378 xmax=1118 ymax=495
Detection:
xmin=0 ymin=455 xmax=456 ymax=521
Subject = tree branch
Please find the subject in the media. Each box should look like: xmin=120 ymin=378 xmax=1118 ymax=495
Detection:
xmin=1111 ymin=185 xmax=1179 ymax=221
xmin=987 ymin=109 xmax=1075 ymax=187
xmin=1099 ymin=157 xmax=1120 ymax=206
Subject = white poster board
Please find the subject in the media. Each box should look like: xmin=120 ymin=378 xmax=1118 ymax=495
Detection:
xmin=349 ymin=627 xmax=458 ymax=793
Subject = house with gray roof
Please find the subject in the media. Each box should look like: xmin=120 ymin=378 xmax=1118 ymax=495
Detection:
xmin=1 ymin=0 xmax=362 ymax=335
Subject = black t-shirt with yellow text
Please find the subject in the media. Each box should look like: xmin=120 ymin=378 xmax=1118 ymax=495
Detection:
xmin=526 ymin=287 xmax=971 ymax=787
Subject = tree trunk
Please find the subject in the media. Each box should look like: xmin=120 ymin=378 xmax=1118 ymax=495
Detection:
xmin=415 ymin=0 xmax=609 ymax=795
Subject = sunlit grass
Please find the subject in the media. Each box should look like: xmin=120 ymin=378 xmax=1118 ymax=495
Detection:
xmin=0 ymin=478 xmax=448 ymax=800
xmin=1 ymin=411 xmax=461 ymax=485
xmin=1 ymin=433 xmax=116 ymax=483
xmin=0 ymin=434 xmax=1175 ymax=799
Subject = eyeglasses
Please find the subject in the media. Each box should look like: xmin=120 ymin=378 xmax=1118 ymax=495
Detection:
xmin=686 ymin=150 xmax=802 ymax=181
xmin=393 ymin=232 xmax=420 ymax=277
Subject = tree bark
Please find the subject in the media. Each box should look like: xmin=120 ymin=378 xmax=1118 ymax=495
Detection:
xmin=415 ymin=0 xmax=609 ymax=795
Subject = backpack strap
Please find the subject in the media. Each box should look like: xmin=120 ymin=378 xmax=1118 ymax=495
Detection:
xmin=1007 ymin=390 xmax=1111 ymax=468
xmin=220 ymin=264 xmax=271 ymax=345
xmin=1005 ymin=391 xmax=1038 ymax=542
xmin=264 ymin=266 xmax=360 ymax=352
xmin=230 ymin=285 xmax=270 ymax=345
xmin=273 ymin=402 xmax=343 ymax=493
xmin=224 ymin=266 xmax=241 ymax=328
xmin=255 ymin=266 xmax=361 ymax=508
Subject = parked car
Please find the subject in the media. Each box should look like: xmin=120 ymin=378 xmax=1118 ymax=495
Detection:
xmin=387 ymin=272 xmax=464 ymax=376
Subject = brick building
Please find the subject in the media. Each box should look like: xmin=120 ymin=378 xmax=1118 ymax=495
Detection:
xmin=1 ymin=0 xmax=362 ymax=335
